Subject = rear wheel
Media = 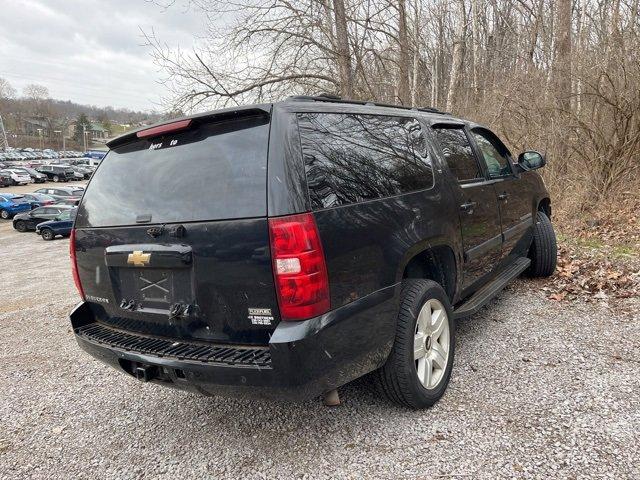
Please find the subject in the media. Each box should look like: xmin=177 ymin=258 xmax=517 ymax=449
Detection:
xmin=526 ymin=211 xmax=557 ymax=277
xmin=53 ymin=175 xmax=59 ymax=182
xmin=377 ymin=279 xmax=455 ymax=409
xmin=0 ymin=209 xmax=10 ymax=219
xmin=15 ymin=220 xmax=27 ymax=232
xmin=41 ymin=228 xmax=55 ymax=241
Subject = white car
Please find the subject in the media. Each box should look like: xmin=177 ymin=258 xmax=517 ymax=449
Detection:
xmin=0 ymin=169 xmax=33 ymax=185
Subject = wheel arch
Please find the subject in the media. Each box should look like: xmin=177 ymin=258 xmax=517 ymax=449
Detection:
xmin=400 ymin=244 xmax=457 ymax=303
xmin=538 ymin=197 xmax=551 ymax=219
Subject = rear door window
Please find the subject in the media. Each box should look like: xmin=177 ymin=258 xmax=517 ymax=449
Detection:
xmin=432 ymin=127 xmax=482 ymax=182
xmin=76 ymin=114 xmax=270 ymax=227
xmin=298 ymin=112 xmax=433 ymax=209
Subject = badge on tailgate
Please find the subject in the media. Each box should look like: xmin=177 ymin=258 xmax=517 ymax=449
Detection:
xmin=127 ymin=250 xmax=151 ymax=267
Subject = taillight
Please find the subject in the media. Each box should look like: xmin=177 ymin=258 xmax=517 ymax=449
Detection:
xmin=268 ymin=213 xmax=330 ymax=321
xmin=69 ymin=229 xmax=85 ymax=300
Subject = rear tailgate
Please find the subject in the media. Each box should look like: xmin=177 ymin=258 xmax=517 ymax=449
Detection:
xmin=74 ymin=109 xmax=280 ymax=345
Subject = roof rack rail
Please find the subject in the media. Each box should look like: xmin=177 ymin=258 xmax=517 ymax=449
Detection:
xmin=286 ymin=95 xmax=447 ymax=115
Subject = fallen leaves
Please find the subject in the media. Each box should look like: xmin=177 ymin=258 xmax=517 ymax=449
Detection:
xmin=544 ymin=242 xmax=639 ymax=302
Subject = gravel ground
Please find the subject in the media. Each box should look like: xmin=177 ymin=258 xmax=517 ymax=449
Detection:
xmin=1 ymin=219 xmax=639 ymax=479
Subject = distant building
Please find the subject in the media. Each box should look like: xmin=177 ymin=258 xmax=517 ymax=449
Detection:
xmin=67 ymin=121 xmax=111 ymax=140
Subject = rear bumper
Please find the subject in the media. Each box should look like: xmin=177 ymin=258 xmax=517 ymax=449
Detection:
xmin=70 ymin=284 xmax=399 ymax=401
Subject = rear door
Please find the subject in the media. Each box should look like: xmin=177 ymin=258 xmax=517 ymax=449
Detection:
xmin=74 ymin=109 xmax=279 ymax=345
xmin=432 ymin=125 xmax=503 ymax=291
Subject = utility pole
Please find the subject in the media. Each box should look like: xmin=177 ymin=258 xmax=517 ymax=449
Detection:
xmin=54 ymin=130 xmax=62 ymax=150
xmin=0 ymin=114 xmax=8 ymax=150
xmin=83 ymin=124 xmax=87 ymax=152
xmin=37 ymin=128 xmax=43 ymax=150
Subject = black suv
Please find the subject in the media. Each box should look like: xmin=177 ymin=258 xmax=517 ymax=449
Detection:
xmin=36 ymin=165 xmax=75 ymax=182
xmin=69 ymin=96 xmax=556 ymax=409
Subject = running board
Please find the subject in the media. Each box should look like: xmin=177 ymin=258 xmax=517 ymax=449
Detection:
xmin=454 ymin=257 xmax=531 ymax=319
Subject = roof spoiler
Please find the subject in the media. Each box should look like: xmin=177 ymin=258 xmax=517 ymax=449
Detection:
xmin=107 ymin=105 xmax=272 ymax=149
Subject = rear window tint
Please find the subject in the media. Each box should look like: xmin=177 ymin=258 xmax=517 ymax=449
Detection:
xmin=76 ymin=114 xmax=269 ymax=227
xmin=431 ymin=127 xmax=482 ymax=182
xmin=298 ymin=113 xmax=433 ymax=210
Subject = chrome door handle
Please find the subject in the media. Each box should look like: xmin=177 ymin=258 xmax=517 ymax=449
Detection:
xmin=460 ymin=201 xmax=477 ymax=213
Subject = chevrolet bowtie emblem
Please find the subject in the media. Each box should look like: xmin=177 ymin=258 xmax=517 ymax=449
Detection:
xmin=127 ymin=250 xmax=151 ymax=267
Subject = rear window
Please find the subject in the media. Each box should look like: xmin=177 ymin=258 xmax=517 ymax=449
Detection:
xmin=298 ymin=112 xmax=433 ymax=210
xmin=76 ymin=114 xmax=269 ymax=227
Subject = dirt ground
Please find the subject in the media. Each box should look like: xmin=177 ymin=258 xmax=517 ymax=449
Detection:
xmin=0 ymin=218 xmax=638 ymax=479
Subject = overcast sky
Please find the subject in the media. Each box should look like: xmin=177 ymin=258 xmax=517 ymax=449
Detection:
xmin=0 ymin=0 xmax=204 ymax=112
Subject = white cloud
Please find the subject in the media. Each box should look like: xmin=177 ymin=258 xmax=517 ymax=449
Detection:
xmin=0 ymin=0 xmax=204 ymax=111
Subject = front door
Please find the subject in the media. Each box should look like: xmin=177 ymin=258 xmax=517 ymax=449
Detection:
xmin=431 ymin=126 xmax=503 ymax=290
xmin=469 ymin=128 xmax=533 ymax=260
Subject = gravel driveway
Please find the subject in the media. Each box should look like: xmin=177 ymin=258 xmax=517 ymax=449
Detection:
xmin=1 ymin=220 xmax=638 ymax=479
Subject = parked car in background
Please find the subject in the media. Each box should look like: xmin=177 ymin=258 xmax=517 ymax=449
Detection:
xmin=84 ymin=150 xmax=107 ymax=160
xmin=21 ymin=193 xmax=56 ymax=209
xmin=34 ymin=186 xmax=84 ymax=202
xmin=74 ymin=158 xmax=101 ymax=168
xmin=12 ymin=167 xmax=47 ymax=183
xmin=0 ymin=169 xmax=32 ymax=185
xmin=36 ymin=165 xmax=75 ymax=182
xmin=12 ymin=204 xmax=76 ymax=232
xmin=53 ymin=198 xmax=80 ymax=207
xmin=71 ymin=166 xmax=92 ymax=179
xmin=0 ymin=193 xmax=32 ymax=219
xmin=0 ymin=172 xmax=11 ymax=188
xmin=69 ymin=168 xmax=85 ymax=181
xmin=36 ymin=208 xmax=77 ymax=240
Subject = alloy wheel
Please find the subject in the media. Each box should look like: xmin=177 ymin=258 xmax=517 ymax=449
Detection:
xmin=414 ymin=298 xmax=451 ymax=390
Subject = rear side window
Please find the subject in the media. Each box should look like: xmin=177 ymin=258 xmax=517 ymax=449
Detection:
xmin=432 ymin=127 xmax=482 ymax=182
xmin=76 ymin=114 xmax=270 ymax=227
xmin=298 ymin=113 xmax=433 ymax=209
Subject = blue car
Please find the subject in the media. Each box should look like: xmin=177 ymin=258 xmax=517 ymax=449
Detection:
xmin=0 ymin=193 xmax=31 ymax=219
xmin=35 ymin=208 xmax=77 ymax=240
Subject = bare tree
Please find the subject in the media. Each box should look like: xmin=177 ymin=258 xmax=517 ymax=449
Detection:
xmin=446 ymin=0 xmax=467 ymax=111
xmin=23 ymin=84 xmax=49 ymax=101
xmin=0 ymin=77 xmax=17 ymax=100
xmin=146 ymin=0 xmax=640 ymax=210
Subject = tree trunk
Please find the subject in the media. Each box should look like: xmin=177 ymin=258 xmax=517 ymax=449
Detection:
xmin=552 ymin=0 xmax=572 ymax=114
xmin=552 ymin=0 xmax=572 ymax=167
xmin=397 ymin=0 xmax=411 ymax=105
xmin=446 ymin=0 xmax=467 ymax=112
xmin=411 ymin=0 xmax=421 ymax=107
xmin=332 ymin=0 xmax=354 ymax=98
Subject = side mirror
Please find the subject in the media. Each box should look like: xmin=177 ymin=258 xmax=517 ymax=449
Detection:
xmin=517 ymin=151 xmax=546 ymax=171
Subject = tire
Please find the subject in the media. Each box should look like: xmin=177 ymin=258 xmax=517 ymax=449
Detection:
xmin=0 ymin=209 xmax=9 ymax=220
xmin=14 ymin=220 xmax=27 ymax=232
xmin=377 ymin=279 xmax=456 ymax=409
xmin=526 ymin=211 xmax=557 ymax=278
xmin=41 ymin=229 xmax=55 ymax=241
xmin=53 ymin=175 xmax=59 ymax=182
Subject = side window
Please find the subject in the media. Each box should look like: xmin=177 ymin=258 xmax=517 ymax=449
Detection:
xmin=432 ymin=127 xmax=482 ymax=182
xmin=0 ymin=196 xmax=5 ymax=202
xmin=298 ymin=112 xmax=433 ymax=209
xmin=471 ymin=129 xmax=512 ymax=178
xmin=32 ymin=207 xmax=46 ymax=215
